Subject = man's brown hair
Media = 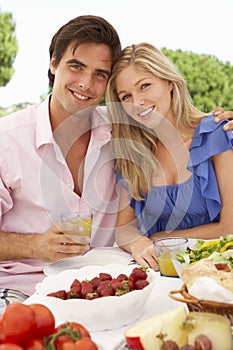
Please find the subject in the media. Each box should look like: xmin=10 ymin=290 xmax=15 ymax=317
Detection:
xmin=48 ymin=15 xmax=121 ymax=87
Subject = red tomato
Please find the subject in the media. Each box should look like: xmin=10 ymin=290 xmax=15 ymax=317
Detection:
xmin=0 ymin=304 xmax=36 ymax=345
xmin=0 ymin=319 xmax=3 ymax=343
xmin=24 ymin=338 xmax=44 ymax=350
xmin=60 ymin=338 xmax=98 ymax=350
xmin=54 ymin=322 xmax=91 ymax=347
xmin=0 ymin=344 xmax=24 ymax=350
xmin=28 ymin=303 xmax=56 ymax=337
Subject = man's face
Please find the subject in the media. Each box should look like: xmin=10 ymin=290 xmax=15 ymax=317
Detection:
xmin=50 ymin=42 xmax=112 ymax=118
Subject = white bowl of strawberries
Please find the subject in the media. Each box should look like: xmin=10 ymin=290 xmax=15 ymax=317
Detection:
xmin=35 ymin=264 xmax=157 ymax=331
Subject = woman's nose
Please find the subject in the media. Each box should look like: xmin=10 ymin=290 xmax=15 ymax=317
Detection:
xmin=131 ymin=93 xmax=145 ymax=106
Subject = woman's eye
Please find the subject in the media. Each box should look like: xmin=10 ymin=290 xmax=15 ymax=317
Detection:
xmin=121 ymin=94 xmax=130 ymax=101
xmin=141 ymin=83 xmax=150 ymax=90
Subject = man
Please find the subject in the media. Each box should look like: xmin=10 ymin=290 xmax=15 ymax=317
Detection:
xmin=0 ymin=15 xmax=121 ymax=309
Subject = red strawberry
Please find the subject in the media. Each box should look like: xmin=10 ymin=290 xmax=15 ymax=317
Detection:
xmin=47 ymin=289 xmax=67 ymax=299
xmin=67 ymin=291 xmax=81 ymax=299
xmin=70 ymin=278 xmax=81 ymax=288
xmin=127 ymin=276 xmax=135 ymax=290
xmin=135 ymin=279 xmax=149 ymax=290
xmin=100 ymin=287 xmax=114 ymax=297
xmin=81 ymin=280 xmax=95 ymax=298
xmin=99 ymin=272 xmax=112 ymax=281
xmin=70 ymin=284 xmax=81 ymax=294
xmin=90 ymin=276 xmax=101 ymax=288
xmin=86 ymin=292 xmax=100 ymax=300
xmin=96 ymin=280 xmax=111 ymax=294
xmin=130 ymin=267 xmax=148 ymax=281
xmin=109 ymin=279 xmax=123 ymax=292
xmin=117 ymin=273 xmax=128 ymax=282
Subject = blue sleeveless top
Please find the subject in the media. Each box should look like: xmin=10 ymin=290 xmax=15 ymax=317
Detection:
xmin=117 ymin=116 xmax=233 ymax=237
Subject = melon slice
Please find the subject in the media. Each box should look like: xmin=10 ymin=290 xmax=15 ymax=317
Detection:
xmin=125 ymin=307 xmax=188 ymax=350
xmin=182 ymin=312 xmax=232 ymax=350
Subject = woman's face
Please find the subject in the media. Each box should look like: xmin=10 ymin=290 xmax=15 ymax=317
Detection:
xmin=116 ymin=64 xmax=174 ymax=129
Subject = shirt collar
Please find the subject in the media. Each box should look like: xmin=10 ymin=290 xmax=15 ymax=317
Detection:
xmin=36 ymin=95 xmax=54 ymax=149
xmin=36 ymin=98 xmax=112 ymax=149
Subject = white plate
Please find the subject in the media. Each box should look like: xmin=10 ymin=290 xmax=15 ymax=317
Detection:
xmin=44 ymin=247 xmax=133 ymax=275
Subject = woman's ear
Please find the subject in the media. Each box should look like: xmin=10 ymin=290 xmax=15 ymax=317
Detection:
xmin=169 ymin=81 xmax=174 ymax=92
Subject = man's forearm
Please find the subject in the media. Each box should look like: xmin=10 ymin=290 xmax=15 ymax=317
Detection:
xmin=0 ymin=231 xmax=37 ymax=260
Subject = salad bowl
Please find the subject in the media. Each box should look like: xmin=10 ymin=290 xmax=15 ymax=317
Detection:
xmin=172 ymin=235 xmax=233 ymax=277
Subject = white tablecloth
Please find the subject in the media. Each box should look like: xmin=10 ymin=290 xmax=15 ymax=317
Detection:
xmin=24 ymin=248 xmax=185 ymax=350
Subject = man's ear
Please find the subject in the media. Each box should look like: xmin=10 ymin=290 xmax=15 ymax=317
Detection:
xmin=50 ymin=54 xmax=56 ymax=74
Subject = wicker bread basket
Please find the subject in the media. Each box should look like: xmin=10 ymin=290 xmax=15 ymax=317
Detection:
xmin=169 ymin=284 xmax=233 ymax=325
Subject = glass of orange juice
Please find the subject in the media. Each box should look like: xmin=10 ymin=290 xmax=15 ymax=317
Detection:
xmin=154 ymin=237 xmax=188 ymax=277
xmin=60 ymin=212 xmax=93 ymax=245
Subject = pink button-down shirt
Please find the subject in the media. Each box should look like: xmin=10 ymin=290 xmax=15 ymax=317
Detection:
xmin=0 ymin=97 xmax=119 ymax=295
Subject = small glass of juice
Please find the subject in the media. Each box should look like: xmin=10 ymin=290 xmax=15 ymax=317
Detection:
xmin=60 ymin=212 xmax=93 ymax=246
xmin=153 ymin=237 xmax=188 ymax=277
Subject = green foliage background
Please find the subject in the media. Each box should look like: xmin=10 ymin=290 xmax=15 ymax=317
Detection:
xmin=0 ymin=6 xmax=232 ymax=115
xmin=162 ymin=48 xmax=233 ymax=112
xmin=0 ymin=10 xmax=18 ymax=87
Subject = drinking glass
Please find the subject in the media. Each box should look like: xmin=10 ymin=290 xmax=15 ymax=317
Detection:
xmin=60 ymin=212 xmax=93 ymax=245
xmin=154 ymin=237 xmax=188 ymax=277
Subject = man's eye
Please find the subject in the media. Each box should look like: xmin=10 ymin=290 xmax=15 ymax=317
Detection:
xmin=96 ymin=72 xmax=108 ymax=80
xmin=96 ymin=72 xmax=104 ymax=78
xmin=70 ymin=64 xmax=81 ymax=70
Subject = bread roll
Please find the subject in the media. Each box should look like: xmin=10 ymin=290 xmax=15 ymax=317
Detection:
xmin=181 ymin=258 xmax=233 ymax=293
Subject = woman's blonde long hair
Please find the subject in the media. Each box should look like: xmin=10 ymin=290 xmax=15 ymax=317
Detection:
xmin=106 ymin=43 xmax=205 ymax=200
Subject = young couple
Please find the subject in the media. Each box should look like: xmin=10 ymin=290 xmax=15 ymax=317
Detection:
xmin=0 ymin=15 xmax=232 ymax=308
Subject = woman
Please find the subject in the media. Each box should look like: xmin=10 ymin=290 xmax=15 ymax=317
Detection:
xmin=105 ymin=43 xmax=233 ymax=269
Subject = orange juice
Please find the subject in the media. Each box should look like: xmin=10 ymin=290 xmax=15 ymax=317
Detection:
xmin=154 ymin=237 xmax=188 ymax=277
xmin=157 ymin=254 xmax=178 ymax=277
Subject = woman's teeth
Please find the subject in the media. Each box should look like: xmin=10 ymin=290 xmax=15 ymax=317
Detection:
xmin=138 ymin=107 xmax=153 ymax=118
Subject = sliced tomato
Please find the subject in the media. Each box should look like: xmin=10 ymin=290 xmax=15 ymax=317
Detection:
xmin=28 ymin=303 xmax=55 ymax=338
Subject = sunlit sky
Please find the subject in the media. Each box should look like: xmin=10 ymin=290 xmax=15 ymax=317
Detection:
xmin=0 ymin=0 xmax=232 ymax=108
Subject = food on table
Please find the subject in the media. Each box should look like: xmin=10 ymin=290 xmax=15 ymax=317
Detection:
xmin=125 ymin=308 xmax=232 ymax=350
xmin=28 ymin=303 xmax=56 ymax=338
xmin=182 ymin=312 xmax=232 ymax=350
xmin=175 ymin=234 xmax=233 ymax=269
xmin=160 ymin=334 xmax=212 ymax=350
xmin=47 ymin=266 xmax=150 ymax=300
xmin=181 ymin=258 xmax=233 ymax=294
xmin=0 ymin=303 xmax=98 ymax=349
xmin=125 ymin=307 xmax=188 ymax=349
xmin=36 ymin=264 xmax=157 ymax=331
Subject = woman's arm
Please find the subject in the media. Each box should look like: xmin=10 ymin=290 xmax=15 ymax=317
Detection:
xmin=115 ymin=187 xmax=158 ymax=270
xmin=150 ymin=148 xmax=233 ymax=241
